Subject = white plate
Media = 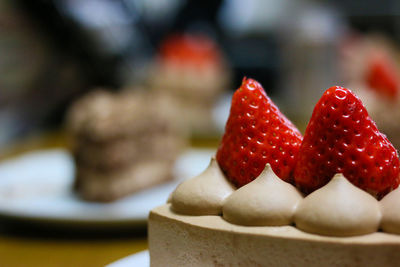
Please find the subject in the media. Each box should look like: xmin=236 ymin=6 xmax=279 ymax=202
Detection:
xmin=107 ymin=250 xmax=149 ymax=267
xmin=0 ymin=148 xmax=214 ymax=226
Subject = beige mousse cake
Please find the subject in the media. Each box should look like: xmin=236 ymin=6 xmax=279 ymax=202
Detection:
xmin=149 ymin=78 xmax=400 ymax=266
xmin=149 ymin=162 xmax=400 ymax=267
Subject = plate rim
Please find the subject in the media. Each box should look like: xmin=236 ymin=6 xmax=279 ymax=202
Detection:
xmin=106 ymin=250 xmax=149 ymax=267
xmin=0 ymin=148 xmax=215 ymax=227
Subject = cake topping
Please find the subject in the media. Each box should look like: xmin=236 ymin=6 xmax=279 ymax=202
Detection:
xmin=294 ymin=174 xmax=381 ymax=236
xmin=216 ymin=77 xmax=303 ymax=187
xmin=159 ymin=34 xmax=222 ymax=69
xmin=168 ymin=79 xmax=400 ymax=237
xmin=366 ymin=52 xmax=399 ymax=99
xmin=170 ymin=158 xmax=235 ymax=215
xmin=222 ymin=164 xmax=303 ymax=226
xmin=380 ymin=187 xmax=400 ymax=234
xmin=294 ymin=86 xmax=400 ymax=198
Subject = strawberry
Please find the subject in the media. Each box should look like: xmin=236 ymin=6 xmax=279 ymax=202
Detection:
xmin=366 ymin=54 xmax=399 ymax=99
xmin=216 ymin=77 xmax=302 ymax=187
xmin=294 ymin=86 xmax=400 ymax=198
xmin=159 ymin=34 xmax=221 ymax=68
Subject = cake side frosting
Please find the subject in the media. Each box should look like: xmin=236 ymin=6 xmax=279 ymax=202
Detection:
xmin=149 ymin=204 xmax=400 ymax=267
xmin=154 ymin=204 xmax=400 ymax=243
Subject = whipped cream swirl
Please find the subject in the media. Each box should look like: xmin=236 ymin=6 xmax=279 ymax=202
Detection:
xmin=170 ymin=157 xmax=235 ymax=215
xmin=170 ymin=156 xmax=400 ymax=236
xmin=294 ymin=174 xmax=381 ymax=236
xmin=381 ymin=187 xmax=400 ymax=234
xmin=223 ymin=164 xmax=303 ymax=226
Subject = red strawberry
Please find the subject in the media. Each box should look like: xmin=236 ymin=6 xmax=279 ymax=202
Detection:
xmin=294 ymin=86 xmax=400 ymax=198
xmin=366 ymin=54 xmax=399 ymax=99
xmin=216 ymin=77 xmax=302 ymax=187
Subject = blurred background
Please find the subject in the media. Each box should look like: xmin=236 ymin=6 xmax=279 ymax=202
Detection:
xmin=2 ymin=0 xmax=400 ymax=266
xmin=1 ymin=0 xmax=400 ymax=148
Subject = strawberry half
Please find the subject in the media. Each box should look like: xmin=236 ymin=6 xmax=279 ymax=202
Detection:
xmin=216 ymin=78 xmax=302 ymax=187
xmin=294 ymin=86 xmax=400 ymax=198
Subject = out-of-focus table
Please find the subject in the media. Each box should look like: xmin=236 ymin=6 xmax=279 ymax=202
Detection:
xmin=0 ymin=131 xmax=149 ymax=267
xmin=0 ymin=232 xmax=147 ymax=267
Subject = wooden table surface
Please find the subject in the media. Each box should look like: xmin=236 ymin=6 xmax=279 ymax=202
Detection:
xmin=0 ymin=230 xmax=148 ymax=267
xmin=0 ymin=131 xmax=150 ymax=267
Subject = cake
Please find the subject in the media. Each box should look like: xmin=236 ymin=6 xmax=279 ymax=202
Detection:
xmin=66 ymin=90 xmax=186 ymax=201
xmin=149 ymin=78 xmax=400 ymax=266
xmin=149 ymin=33 xmax=230 ymax=137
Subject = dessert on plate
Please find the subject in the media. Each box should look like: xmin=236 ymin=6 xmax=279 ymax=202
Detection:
xmin=149 ymin=78 xmax=400 ymax=266
xmin=66 ymin=90 xmax=186 ymax=202
xmin=149 ymin=33 xmax=230 ymax=137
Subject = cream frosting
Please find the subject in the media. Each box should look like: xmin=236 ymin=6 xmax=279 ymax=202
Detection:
xmin=222 ymin=164 xmax=303 ymax=226
xmin=170 ymin=157 xmax=235 ymax=215
xmin=294 ymin=174 xmax=381 ymax=236
xmin=380 ymin=187 xmax=400 ymax=234
xmin=169 ymin=156 xmax=400 ymax=236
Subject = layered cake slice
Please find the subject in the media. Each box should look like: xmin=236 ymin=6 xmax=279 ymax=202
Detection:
xmin=67 ymin=90 xmax=186 ymax=201
xmin=149 ymin=79 xmax=400 ymax=266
